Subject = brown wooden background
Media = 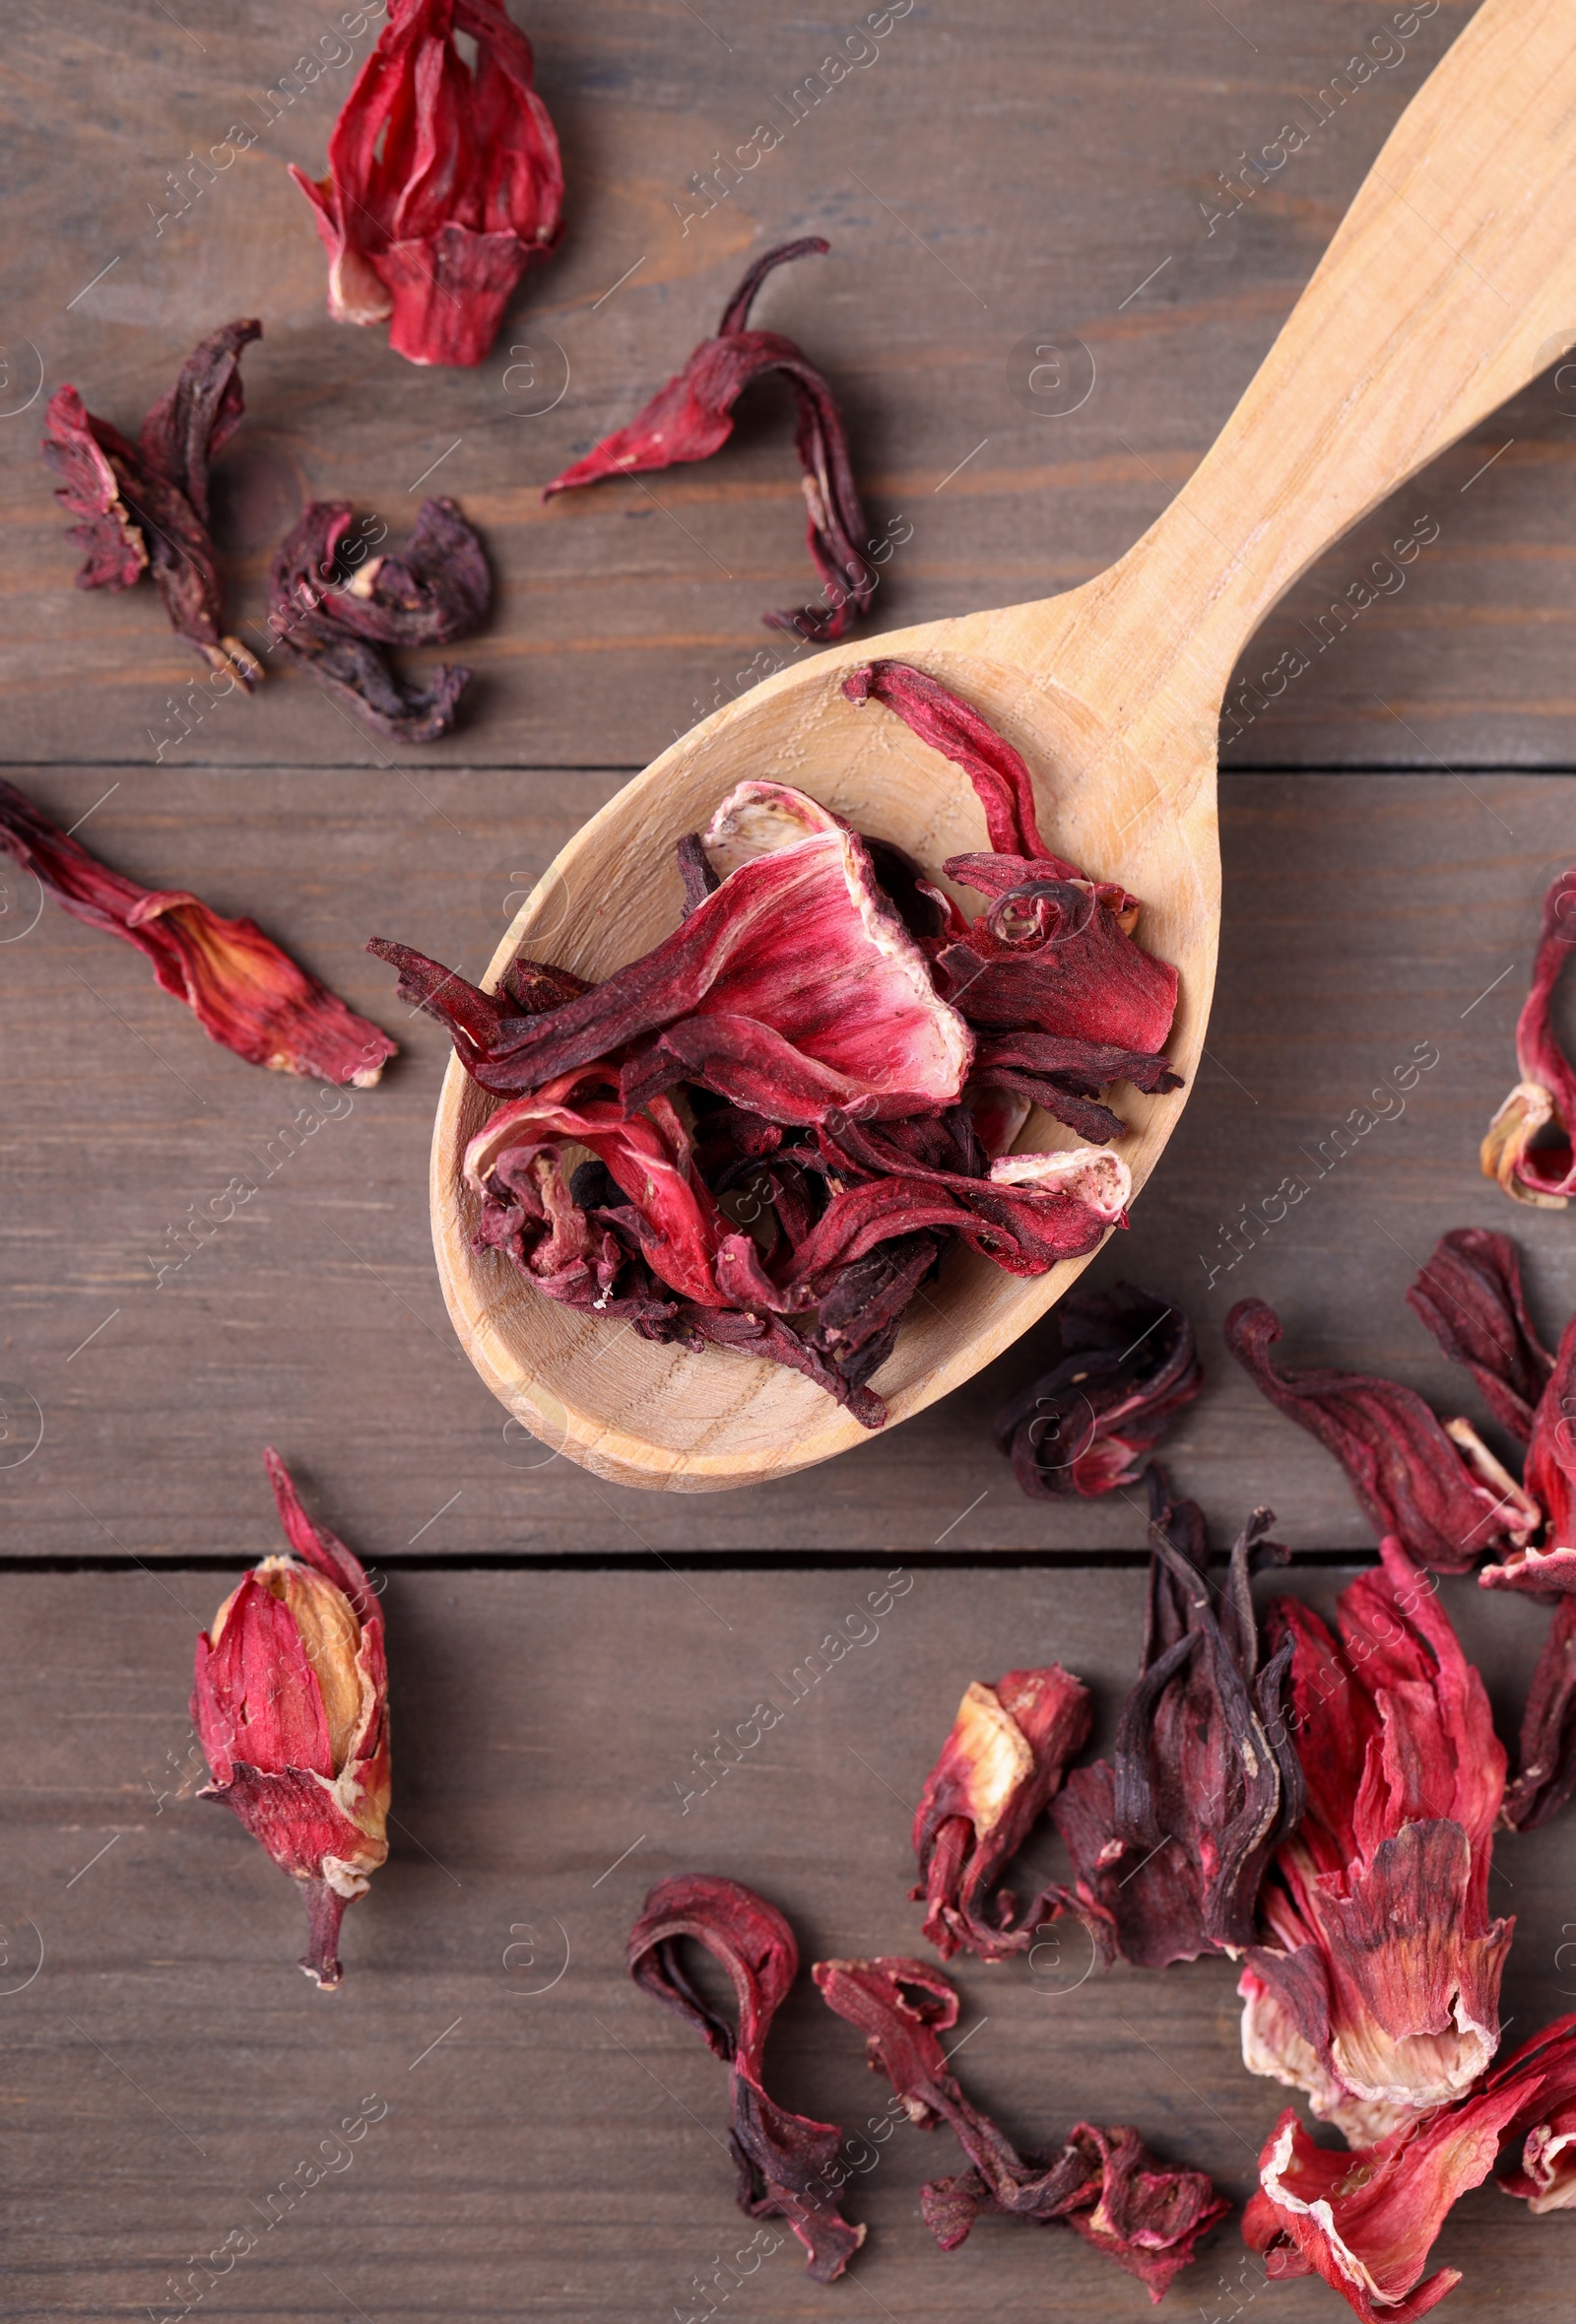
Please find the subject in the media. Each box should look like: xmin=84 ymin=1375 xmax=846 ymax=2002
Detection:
xmin=3 ymin=1 xmax=1575 ymax=2318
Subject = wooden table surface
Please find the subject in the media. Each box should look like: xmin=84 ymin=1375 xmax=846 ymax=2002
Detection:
xmin=3 ymin=2 xmax=1575 ymax=2318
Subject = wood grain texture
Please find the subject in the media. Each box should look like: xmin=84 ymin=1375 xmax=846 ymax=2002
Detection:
xmin=5 ymin=765 xmax=1576 ymax=1555
xmin=1 ymin=2 xmax=1572 ymax=772
xmin=1 ymin=1564 xmax=1571 ymax=2324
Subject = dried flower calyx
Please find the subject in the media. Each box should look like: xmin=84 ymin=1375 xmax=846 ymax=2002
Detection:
xmin=292 ymin=0 xmax=563 ymax=366
xmin=994 ymin=1282 xmax=1202 ymax=1498
xmin=1244 ymin=2010 xmax=1576 ymax=2322
xmin=42 ymin=318 xmax=262 ymax=684
xmin=1479 ymin=1309 xmax=1576 ymax=1597
xmin=0 ymin=778 xmax=394 ymax=1086
xmin=547 ymin=239 xmax=878 ymax=642
xmin=1406 ymin=1227 xmax=1551 ymax=1444
xmin=1225 ymin=1295 xmax=1538 ymax=1572
xmin=813 ymin=1956 xmax=1228 ymax=2300
xmin=1481 ymin=864 xmax=1576 ymax=1206
xmin=191 ymin=1450 xmax=390 ymax=1988
xmin=1052 ymin=1470 xmax=1301 ymax=1967
xmin=269 ymin=497 xmax=490 ymax=743
xmin=627 ymin=1875 xmax=865 ymax=2282
xmin=1239 ymin=1537 xmax=1512 ymax=2146
xmin=911 ymin=1665 xmax=1091 ymax=1960
xmin=1501 ymin=1595 xmax=1576 ymax=1831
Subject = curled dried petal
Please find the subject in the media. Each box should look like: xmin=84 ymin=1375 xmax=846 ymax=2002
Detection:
xmin=1225 ymin=1296 xmax=1539 ymax=1571
xmin=1500 ymin=1595 xmax=1576 ymax=1830
xmin=994 ymin=1283 xmax=1202 ymax=1498
xmin=628 ymin=1876 xmax=865 ymax=2282
xmin=1406 ymin=1227 xmax=1551 ymax=1444
xmin=0 ymin=779 xmax=394 ymax=1086
xmin=1479 ymin=867 xmax=1576 ymax=1205
xmin=1481 ymin=1309 xmax=1576 ymax=1595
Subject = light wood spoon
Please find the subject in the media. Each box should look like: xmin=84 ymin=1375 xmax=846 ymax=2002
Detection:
xmin=431 ymin=0 xmax=1576 ymax=1492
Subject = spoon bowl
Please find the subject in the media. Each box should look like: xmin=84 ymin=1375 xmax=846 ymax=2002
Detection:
xmin=432 ymin=0 xmax=1576 ymax=1490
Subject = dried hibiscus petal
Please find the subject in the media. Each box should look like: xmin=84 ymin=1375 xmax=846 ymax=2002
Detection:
xmin=1501 ymin=1595 xmax=1576 ymax=1830
xmin=911 ymin=1665 xmax=1091 ymax=1960
xmin=291 ymin=0 xmax=563 ymax=367
xmin=1052 ymin=1471 xmax=1301 ymax=1967
xmin=42 ymin=318 xmax=262 ymax=684
xmin=1225 ymin=1296 xmax=1539 ymax=1572
xmin=546 ymin=239 xmax=875 ymax=642
xmin=268 ymin=497 xmax=489 ymax=743
xmin=1406 ymin=1227 xmax=1551 ymax=1444
xmin=0 ymin=778 xmax=394 ymax=1086
xmin=1245 ymin=2011 xmax=1576 ymax=2320
xmin=994 ymin=1282 xmax=1202 ymax=1497
xmin=813 ymin=1956 xmax=1227 ymax=2300
xmin=1480 ymin=1309 xmax=1576 ymax=1595
xmin=1480 ymin=865 xmax=1576 ymax=1206
xmin=627 ymin=1875 xmax=865 ymax=2282
xmin=192 ymin=1450 xmax=390 ymax=1988
xmin=1240 ymin=1536 xmax=1512 ymax=2144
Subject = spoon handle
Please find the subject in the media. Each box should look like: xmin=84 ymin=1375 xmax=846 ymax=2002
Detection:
xmin=1117 ymin=0 xmax=1576 ymax=698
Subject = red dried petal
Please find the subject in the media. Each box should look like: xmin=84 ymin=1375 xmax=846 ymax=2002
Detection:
xmin=1243 ymin=1538 xmax=1511 ymax=2140
xmin=1501 ymin=1595 xmax=1576 ymax=1830
xmin=291 ymin=0 xmax=563 ymax=365
xmin=1406 ymin=1227 xmax=1552 ymax=1444
xmin=780 ymin=1142 xmax=1130 ymax=1283
xmin=546 ymin=240 xmax=875 ymax=640
xmin=1480 ymin=866 xmax=1576 ymax=1205
xmin=994 ymin=1283 xmax=1202 ymax=1497
xmin=814 ymin=1956 xmax=1227 ymax=2299
xmin=0 ymin=779 xmax=394 ymax=1086
xmin=191 ymin=1450 xmax=390 ymax=1988
xmin=628 ymin=1876 xmax=865 ymax=2282
xmin=841 ymin=661 xmax=1063 ymax=864
xmin=1225 ymin=1296 xmax=1539 ymax=1571
xmin=1481 ymin=1309 xmax=1576 ymax=1595
xmin=911 ymin=1665 xmax=1091 ymax=1959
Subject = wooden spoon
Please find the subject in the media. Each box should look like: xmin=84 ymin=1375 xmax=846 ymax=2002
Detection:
xmin=433 ymin=0 xmax=1576 ymax=1492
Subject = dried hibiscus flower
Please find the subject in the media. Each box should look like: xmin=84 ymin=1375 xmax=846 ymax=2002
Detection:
xmin=1480 ymin=1310 xmax=1576 ymax=1596
xmin=1480 ymin=865 xmax=1576 ymax=1206
xmin=1244 ymin=2010 xmax=1576 ymax=2321
xmin=1052 ymin=1470 xmax=1302 ymax=1968
xmin=291 ymin=0 xmax=563 ymax=366
xmin=627 ymin=1875 xmax=864 ymax=2282
xmin=1225 ymin=1296 xmax=1538 ymax=1572
xmin=911 ymin=1664 xmax=1091 ymax=1960
xmin=994 ymin=1282 xmax=1202 ymax=1497
xmin=546 ymin=239 xmax=876 ymax=643
xmin=42 ymin=317 xmax=262 ymax=684
xmin=1406 ymin=1227 xmax=1551 ymax=1444
xmin=813 ymin=1955 xmax=1228 ymax=2300
xmin=0 ymin=778 xmax=394 ymax=1086
xmin=192 ymin=1450 xmax=390 ymax=1988
xmin=1239 ymin=1536 xmax=1512 ymax=2145
xmin=1501 ymin=1595 xmax=1576 ymax=1830
xmin=268 ymin=497 xmax=489 ymax=743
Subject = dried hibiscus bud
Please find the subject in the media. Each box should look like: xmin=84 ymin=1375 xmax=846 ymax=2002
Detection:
xmin=911 ymin=1665 xmax=1091 ymax=1960
xmin=1225 ymin=1296 xmax=1538 ymax=1572
xmin=1501 ymin=1595 xmax=1576 ymax=1830
xmin=627 ymin=1875 xmax=864 ymax=2282
xmin=1481 ymin=1309 xmax=1576 ymax=1595
xmin=0 ymin=778 xmax=394 ymax=1086
xmin=1406 ymin=1226 xmax=1551 ymax=1443
xmin=42 ymin=317 xmax=262 ymax=684
xmin=291 ymin=0 xmax=563 ymax=366
xmin=268 ymin=498 xmax=489 ymax=743
xmin=1245 ymin=2010 xmax=1576 ymax=2320
xmin=1240 ymin=1537 xmax=1512 ymax=2144
xmin=192 ymin=1450 xmax=390 ymax=1988
xmin=813 ymin=1956 xmax=1227 ymax=2299
xmin=1052 ymin=1471 xmax=1302 ymax=1967
xmin=546 ymin=239 xmax=875 ymax=642
xmin=994 ymin=1282 xmax=1202 ymax=1497
xmin=1480 ymin=865 xmax=1576 ymax=1205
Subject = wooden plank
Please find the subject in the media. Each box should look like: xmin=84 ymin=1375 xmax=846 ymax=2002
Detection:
xmin=1 ymin=2 xmax=1570 ymax=771
xmin=0 ymin=1563 xmax=1569 ymax=2322
xmin=5 ymin=766 xmax=1576 ymax=1556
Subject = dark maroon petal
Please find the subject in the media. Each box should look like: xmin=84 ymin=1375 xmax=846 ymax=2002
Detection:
xmin=841 ymin=661 xmax=1060 ymax=864
xmin=1482 ymin=1309 xmax=1576 ymax=1595
xmin=138 ymin=316 xmax=261 ymax=524
xmin=970 ymin=1025 xmax=1184 ymax=1144
xmin=1225 ymin=1296 xmax=1539 ymax=1571
xmin=1407 ymin=1228 xmax=1552 ymax=1443
xmin=1501 ymin=1596 xmax=1576 ymax=1830
xmin=628 ymin=1876 xmax=865 ymax=2282
xmin=932 ymin=878 xmax=1179 ymax=1057
xmin=994 ymin=1283 xmax=1202 ymax=1498
xmin=1481 ymin=866 xmax=1576 ymax=1205
xmin=911 ymin=1665 xmax=1091 ymax=1960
